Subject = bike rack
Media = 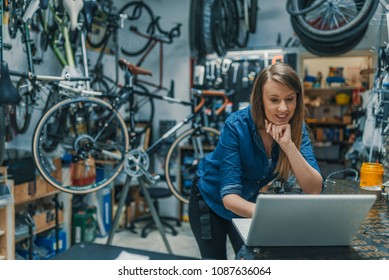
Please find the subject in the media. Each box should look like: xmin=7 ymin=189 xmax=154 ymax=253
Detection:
xmin=107 ymin=175 xmax=173 ymax=255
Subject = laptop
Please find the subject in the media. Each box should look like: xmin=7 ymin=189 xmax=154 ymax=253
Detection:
xmin=232 ymin=194 xmax=376 ymax=247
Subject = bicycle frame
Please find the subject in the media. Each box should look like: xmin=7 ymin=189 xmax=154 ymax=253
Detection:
xmin=128 ymin=18 xmax=181 ymax=96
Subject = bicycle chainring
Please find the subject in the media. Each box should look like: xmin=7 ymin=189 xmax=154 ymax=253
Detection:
xmin=124 ymin=149 xmax=150 ymax=177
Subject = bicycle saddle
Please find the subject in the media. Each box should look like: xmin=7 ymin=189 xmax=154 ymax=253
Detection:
xmin=0 ymin=62 xmax=21 ymax=105
xmin=118 ymin=59 xmax=152 ymax=76
xmin=40 ymin=0 xmax=49 ymax=10
xmin=63 ymin=0 xmax=84 ymax=31
xmin=82 ymin=0 xmax=98 ymax=32
xmin=22 ymin=0 xmax=40 ymax=23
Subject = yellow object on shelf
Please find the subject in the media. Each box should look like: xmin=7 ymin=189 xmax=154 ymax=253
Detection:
xmin=335 ymin=93 xmax=351 ymax=105
xmin=360 ymin=162 xmax=384 ymax=191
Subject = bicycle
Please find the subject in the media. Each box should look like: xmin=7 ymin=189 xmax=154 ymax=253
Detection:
xmin=6 ymin=0 xmax=96 ymax=136
xmin=88 ymin=0 xmax=181 ymax=97
xmin=31 ymin=57 xmax=231 ymax=204
xmin=286 ymin=0 xmax=379 ymax=56
xmin=0 ymin=0 xmax=22 ymax=165
xmin=85 ymin=2 xmax=183 ymax=134
xmin=189 ymin=0 xmax=258 ymax=58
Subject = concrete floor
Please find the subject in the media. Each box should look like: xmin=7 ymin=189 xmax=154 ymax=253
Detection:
xmin=94 ymin=220 xmax=235 ymax=260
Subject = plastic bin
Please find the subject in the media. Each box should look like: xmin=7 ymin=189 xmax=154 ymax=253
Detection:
xmin=0 ymin=184 xmax=13 ymax=207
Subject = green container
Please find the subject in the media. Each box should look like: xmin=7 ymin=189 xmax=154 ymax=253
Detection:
xmin=72 ymin=206 xmax=97 ymax=244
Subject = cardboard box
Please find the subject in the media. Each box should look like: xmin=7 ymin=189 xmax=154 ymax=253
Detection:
xmin=14 ymin=182 xmax=33 ymax=203
xmin=33 ymin=209 xmax=64 ymax=231
xmin=35 ymin=176 xmax=48 ymax=196
xmin=14 ymin=176 xmax=48 ymax=204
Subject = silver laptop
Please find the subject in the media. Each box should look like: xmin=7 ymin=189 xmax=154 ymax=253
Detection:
xmin=232 ymin=194 xmax=376 ymax=247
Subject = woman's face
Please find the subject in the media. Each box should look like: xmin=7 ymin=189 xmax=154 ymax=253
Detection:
xmin=262 ymin=79 xmax=297 ymax=125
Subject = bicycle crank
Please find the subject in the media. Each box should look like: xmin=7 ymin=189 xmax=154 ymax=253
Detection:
xmin=124 ymin=149 xmax=160 ymax=184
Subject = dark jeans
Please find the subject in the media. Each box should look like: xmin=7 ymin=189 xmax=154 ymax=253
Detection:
xmin=188 ymin=176 xmax=244 ymax=260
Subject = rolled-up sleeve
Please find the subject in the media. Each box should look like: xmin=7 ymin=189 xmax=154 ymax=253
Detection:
xmin=219 ymin=120 xmax=244 ymax=198
xmin=300 ymin=123 xmax=320 ymax=173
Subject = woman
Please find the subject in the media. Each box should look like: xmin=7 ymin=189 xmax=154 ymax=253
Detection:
xmin=189 ymin=63 xmax=323 ymax=260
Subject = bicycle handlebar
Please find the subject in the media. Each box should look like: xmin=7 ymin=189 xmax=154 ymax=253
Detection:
xmin=118 ymin=58 xmax=152 ymax=76
xmin=130 ymin=17 xmax=181 ymax=44
xmin=192 ymin=89 xmax=234 ymax=115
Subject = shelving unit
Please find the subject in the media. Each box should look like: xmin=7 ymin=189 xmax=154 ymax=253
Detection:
xmin=12 ymin=162 xmax=72 ymax=259
xmin=12 ymin=159 xmax=72 ymax=259
xmin=0 ymin=167 xmax=15 ymax=260
xmin=304 ymin=87 xmax=357 ymax=177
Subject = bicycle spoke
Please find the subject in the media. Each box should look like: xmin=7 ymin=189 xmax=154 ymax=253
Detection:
xmin=165 ymin=127 xmax=220 ymax=204
xmin=33 ymin=97 xmax=129 ymax=194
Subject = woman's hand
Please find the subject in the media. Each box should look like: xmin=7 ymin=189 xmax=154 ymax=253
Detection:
xmin=265 ymin=120 xmax=292 ymax=149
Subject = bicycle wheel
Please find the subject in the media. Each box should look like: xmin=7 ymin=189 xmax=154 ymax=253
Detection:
xmin=248 ymin=0 xmax=258 ymax=33
xmin=7 ymin=0 xmax=20 ymax=39
xmin=291 ymin=0 xmax=378 ymax=40
xmin=121 ymin=83 xmax=154 ymax=134
xmin=32 ymin=97 xmax=129 ymax=194
xmin=165 ymin=126 xmax=220 ymax=204
xmin=0 ymin=107 xmax=6 ymax=166
xmin=9 ymin=78 xmax=33 ymax=134
xmin=235 ymin=0 xmax=249 ymax=48
xmin=119 ymin=1 xmax=155 ymax=56
xmin=189 ymin=0 xmax=204 ymax=58
xmin=86 ymin=9 xmax=109 ymax=49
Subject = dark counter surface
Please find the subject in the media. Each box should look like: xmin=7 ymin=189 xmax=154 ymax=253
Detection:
xmin=236 ymin=179 xmax=389 ymax=260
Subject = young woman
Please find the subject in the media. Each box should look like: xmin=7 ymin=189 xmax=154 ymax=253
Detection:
xmin=188 ymin=63 xmax=323 ymax=260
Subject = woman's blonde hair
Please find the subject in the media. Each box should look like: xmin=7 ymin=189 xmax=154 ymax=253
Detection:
xmin=250 ymin=63 xmax=306 ymax=179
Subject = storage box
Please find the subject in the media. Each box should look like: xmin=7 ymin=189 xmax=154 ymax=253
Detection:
xmin=0 ymin=184 xmax=13 ymax=207
xmin=35 ymin=229 xmax=67 ymax=254
xmin=14 ymin=176 xmax=48 ymax=204
xmin=33 ymin=209 xmax=64 ymax=231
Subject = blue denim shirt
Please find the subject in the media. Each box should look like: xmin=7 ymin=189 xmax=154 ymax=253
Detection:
xmin=197 ymin=106 xmax=321 ymax=220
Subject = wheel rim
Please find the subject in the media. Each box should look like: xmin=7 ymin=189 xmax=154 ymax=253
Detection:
xmin=295 ymin=0 xmax=378 ymax=36
xmin=165 ymin=127 xmax=220 ymax=204
xmin=119 ymin=1 xmax=155 ymax=56
xmin=32 ymin=97 xmax=129 ymax=194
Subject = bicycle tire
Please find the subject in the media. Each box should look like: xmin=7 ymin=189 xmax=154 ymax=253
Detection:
xmin=86 ymin=9 xmax=109 ymax=49
xmin=248 ymin=0 xmax=258 ymax=33
xmin=235 ymin=0 xmax=250 ymax=48
xmin=293 ymin=0 xmax=378 ymax=39
xmin=164 ymin=126 xmax=220 ymax=204
xmin=119 ymin=1 xmax=155 ymax=57
xmin=200 ymin=0 xmax=214 ymax=55
xmin=32 ymin=97 xmax=129 ymax=194
xmin=7 ymin=0 xmax=19 ymax=39
xmin=9 ymin=78 xmax=33 ymax=134
xmin=0 ymin=107 xmax=6 ymax=166
xmin=189 ymin=0 xmax=204 ymax=58
xmin=225 ymin=0 xmax=239 ymax=49
xmin=286 ymin=0 xmax=327 ymax=16
xmin=295 ymin=22 xmax=368 ymax=56
xmin=212 ymin=0 xmax=228 ymax=57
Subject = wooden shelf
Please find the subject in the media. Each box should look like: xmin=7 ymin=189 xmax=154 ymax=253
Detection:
xmin=14 ymin=190 xmax=60 ymax=206
xmin=0 ymin=167 xmax=14 ymax=260
xmin=305 ymin=87 xmax=355 ymax=95
xmin=15 ymin=220 xmax=64 ymax=243
xmin=306 ymin=118 xmax=348 ymax=126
